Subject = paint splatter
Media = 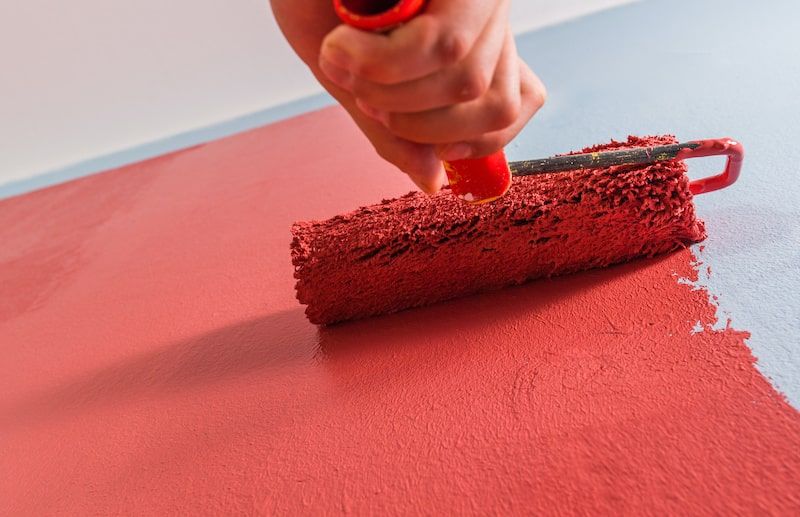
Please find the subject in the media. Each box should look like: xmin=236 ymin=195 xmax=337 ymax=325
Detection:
xmin=1 ymin=107 xmax=798 ymax=514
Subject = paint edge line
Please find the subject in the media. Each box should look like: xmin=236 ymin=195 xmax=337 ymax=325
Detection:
xmin=0 ymin=1 xmax=643 ymax=201
xmin=0 ymin=93 xmax=335 ymax=200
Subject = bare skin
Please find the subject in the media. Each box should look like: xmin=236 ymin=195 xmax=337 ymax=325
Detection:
xmin=270 ymin=0 xmax=546 ymax=194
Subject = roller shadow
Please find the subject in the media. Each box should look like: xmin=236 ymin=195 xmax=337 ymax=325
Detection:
xmin=1 ymin=307 xmax=315 ymax=429
xmin=309 ymin=252 xmax=694 ymax=405
xmin=2 ymin=251 xmax=684 ymax=431
xmin=316 ymin=252 xmax=679 ymax=360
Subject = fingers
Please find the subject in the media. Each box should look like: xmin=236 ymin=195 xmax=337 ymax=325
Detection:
xmin=371 ymin=134 xmax=448 ymax=195
xmin=332 ymin=87 xmax=448 ymax=194
xmin=312 ymin=0 xmax=545 ymax=195
xmin=438 ymin=58 xmax=547 ymax=160
xmin=376 ymin=31 xmax=522 ymax=145
xmin=320 ymin=0 xmax=504 ymax=85
xmin=311 ymin=54 xmax=448 ymax=195
xmin=330 ymin=2 xmax=508 ymax=113
xmin=320 ymin=18 xmax=452 ymax=85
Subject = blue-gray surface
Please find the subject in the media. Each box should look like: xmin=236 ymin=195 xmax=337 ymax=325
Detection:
xmin=3 ymin=0 xmax=798 ymax=404
xmin=510 ymin=0 xmax=799 ymax=405
xmin=0 ymin=94 xmax=335 ymax=199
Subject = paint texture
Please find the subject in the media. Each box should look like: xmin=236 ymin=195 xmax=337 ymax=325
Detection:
xmin=1 ymin=107 xmax=799 ymax=514
xmin=293 ymin=136 xmax=705 ymax=324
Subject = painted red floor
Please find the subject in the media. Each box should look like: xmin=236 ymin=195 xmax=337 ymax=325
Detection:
xmin=2 ymin=107 xmax=799 ymax=514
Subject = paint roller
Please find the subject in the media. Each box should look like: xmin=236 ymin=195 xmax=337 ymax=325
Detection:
xmin=292 ymin=136 xmax=744 ymax=324
xmin=290 ymin=1 xmax=745 ymax=325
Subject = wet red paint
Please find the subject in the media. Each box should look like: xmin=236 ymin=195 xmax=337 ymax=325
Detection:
xmin=1 ymin=106 xmax=799 ymax=514
xmin=293 ymin=136 xmax=704 ymax=325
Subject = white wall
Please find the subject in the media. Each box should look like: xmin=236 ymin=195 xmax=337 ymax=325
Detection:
xmin=0 ymin=0 xmax=636 ymax=188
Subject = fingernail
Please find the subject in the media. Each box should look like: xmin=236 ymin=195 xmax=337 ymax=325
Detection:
xmin=322 ymin=44 xmax=351 ymax=70
xmin=355 ymin=99 xmax=385 ymax=121
xmin=439 ymin=143 xmax=473 ymax=162
xmin=432 ymin=167 xmax=448 ymax=190
xmin=319 ymin=57 xmax=352 ymax=91
xmin=410 ymin=168 xmax=447 ymax=196
xmin=411 ymin=176 xmax=438 ymax=196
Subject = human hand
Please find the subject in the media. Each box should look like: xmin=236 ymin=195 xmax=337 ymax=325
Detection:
xmin=271 ymin=0 xmax=546 ymax=194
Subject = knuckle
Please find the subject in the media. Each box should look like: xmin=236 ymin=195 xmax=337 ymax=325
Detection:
xmin=490 ymin=95 xmax=521 ymax=130
xmin=521 ymin=65 xmax=547 ymax=109
xmin=531 ymin=82 xmax=547 ymax=109
xmin=472 ymin=136 xmax=506 ymax=157
xmin=436 ymin=27 xmax=471 ymax=65
xmin=456 ymin=67 xmax=490 ymax=102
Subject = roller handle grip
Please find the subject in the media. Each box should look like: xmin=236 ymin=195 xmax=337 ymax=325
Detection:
xmin=332 ymin=0 xmax=512 ymax=204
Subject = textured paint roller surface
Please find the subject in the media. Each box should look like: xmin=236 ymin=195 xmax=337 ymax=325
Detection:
xmin=1 ymin=106 xmax=799 ymax=514
xmin=293 ymin=136 xmax=705 ymax=325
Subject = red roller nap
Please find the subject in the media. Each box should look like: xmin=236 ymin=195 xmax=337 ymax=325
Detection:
xmin=291 ymin=136 xmax=707 ymax=325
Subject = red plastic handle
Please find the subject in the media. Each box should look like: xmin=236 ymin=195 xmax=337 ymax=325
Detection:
xmin=333 ymin=0 xmax=426 ymax=31
xmin=681 ymin=138 xmax=744 ymax=195
xmin=333 ymin=0 xmax=512 ymax=204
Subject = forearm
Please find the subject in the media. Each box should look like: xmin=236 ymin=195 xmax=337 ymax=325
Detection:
xmin=269 ymin=0 xmax=339 ymax=82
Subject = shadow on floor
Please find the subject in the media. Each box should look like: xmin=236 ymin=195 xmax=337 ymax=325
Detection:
xmin=2 ymin=251 xmax=679 ymax=430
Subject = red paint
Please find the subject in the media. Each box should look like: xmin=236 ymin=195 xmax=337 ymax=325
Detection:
xmin=334 ymin=0 xmax=512 ymax=204
xmin=1 ymin=107 xmax=799 ymax=514
xmin=294 ymin=136 xmax=705 ymax=325
xmin=682 ymin=138 xmax=744 ymax=194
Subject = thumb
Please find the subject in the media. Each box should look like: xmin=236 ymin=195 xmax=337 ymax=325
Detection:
xmin=315 ymin=71 xmax=448 ymax=195
xmin=349 ymin=106 xmax=448 ymax=195
xmin=381 ymin=137 xmax=448 ymax=195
